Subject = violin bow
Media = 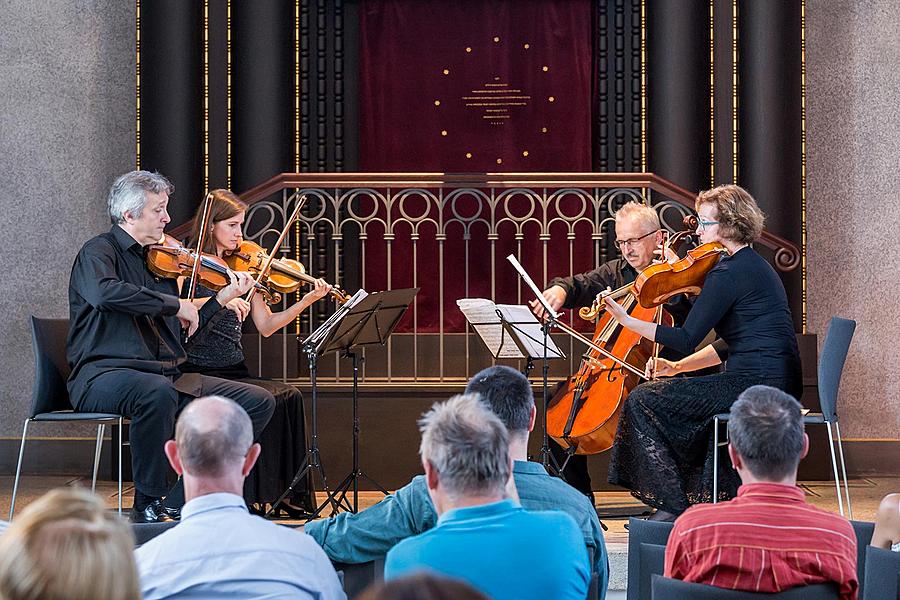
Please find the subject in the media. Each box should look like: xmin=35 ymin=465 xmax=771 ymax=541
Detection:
xmin=186 ymin=191 xmax=215 ymax=303
xmin=243 ymin=193 xmax=308 ymax=303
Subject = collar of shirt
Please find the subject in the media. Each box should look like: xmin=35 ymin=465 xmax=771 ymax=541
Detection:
xmin=736 ymin=482 xmax=806 ymax=503
xmin=438 ymin=498 xmax=518 ymax=526
xmin=181 ymin=492 xmax=249 ymax=520
xmin=110 ymin=224 xmax=144 ymax=254
xmin=513 ymin=460 xmax=549 ymax=476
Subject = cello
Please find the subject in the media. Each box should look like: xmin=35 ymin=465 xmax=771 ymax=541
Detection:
xmin=546 ymin=236 xmax=727 ymax=456
xmin=546 ymin=287 xmax=672 ymax=455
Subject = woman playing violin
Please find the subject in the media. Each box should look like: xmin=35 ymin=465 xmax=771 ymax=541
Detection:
xmin=603 ymin=184 xmax=802 ymax=521
xmin=181 ymin=189 xmax=331 ymax=514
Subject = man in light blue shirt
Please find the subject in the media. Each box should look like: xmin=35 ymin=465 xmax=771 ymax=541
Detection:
xmin=135 ymin=396 xmax=345 ymax=600
xmin=384 ymin=394 xmax=590 ymax=600
xmin=306 ymin=366 xmax=608 ymax=596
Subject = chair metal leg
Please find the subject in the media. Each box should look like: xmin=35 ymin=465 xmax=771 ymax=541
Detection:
xmin=825 ymin=422 xmax=845 ymax=517
xmin=713 ymin=416 xmax=719 ymax=504
xmin=834 ymin=421 xmax=852 ymax=519
xmin=91 ymin=424 xmax=105 ymax=493
xmin=117 ymin=417 xmax=123 ymax=514
xmin=9 ymin=419 xmax=31 ymax=520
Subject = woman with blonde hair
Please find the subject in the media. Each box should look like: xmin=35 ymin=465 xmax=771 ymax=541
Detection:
xmin=0 ymin=488 xmax=139 ymax=600
xmin=603 ymin=185 xmax=801 ymax=521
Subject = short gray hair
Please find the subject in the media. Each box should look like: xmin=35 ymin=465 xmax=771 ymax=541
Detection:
xmin=175 ymin=396 xmax=253 ymax=477
xmin=107 ymin=170 xmax=173 ymax=224
xmin=615 ymin=201 xmax=660 ymax=232
xmin=419 ymin=394 xmax=510 ymax=499
xmin=727 ymin=385 xmax=805 ymax=480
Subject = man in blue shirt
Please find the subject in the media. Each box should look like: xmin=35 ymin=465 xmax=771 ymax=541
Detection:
xmin=135 ymin=396 xmax=345 ymax=600
xmin=306 ymin=365 xmax=608 ymax=596
xmin=384 ymin=394 xmax=590 ymax=600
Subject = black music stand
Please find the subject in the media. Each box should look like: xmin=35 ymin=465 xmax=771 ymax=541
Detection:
xmin=317 ymin=287 xmax=419 ymax=515
xmin=458 ymin=300 xmax=566 ymax=473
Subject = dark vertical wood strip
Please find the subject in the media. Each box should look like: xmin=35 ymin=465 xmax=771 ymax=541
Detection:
xmin=646 ymin=0 xmax=710 ymax=192
xmin=614 ymin=0 xmax=625 ymax=171
xmin=317 ymin=0 xmax=328 ymax=172
xmin=300 ymin=0 xmax=311 ymax=172
xmin=208 ymin=0 xmax=229 ymax=190
xmin=334 ymin=0 xmax=344 ymax=171
xmin=140 ymin=1 xmax=203 ymax=224
xmin=231 ymin=0 xmax=293 ymax=193
xmin=739 ymin=0 xmax=803 ymax=329
xmin=712 ymin=0 xmax=734 ymax=184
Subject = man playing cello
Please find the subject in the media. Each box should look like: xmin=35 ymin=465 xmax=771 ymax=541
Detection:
xmin=529 ymin=201 xmax=693 ymax=503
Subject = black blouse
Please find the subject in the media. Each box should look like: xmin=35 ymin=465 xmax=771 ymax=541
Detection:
xmin=654 ymin=246 xmax=801 ymax=379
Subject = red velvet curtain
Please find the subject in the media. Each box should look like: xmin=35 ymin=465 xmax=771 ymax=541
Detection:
xmin=359 ymin=0 xmax=593 ymax=332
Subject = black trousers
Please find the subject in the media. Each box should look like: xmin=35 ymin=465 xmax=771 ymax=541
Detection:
xmin=75 ymin=370 xmax=275 ymax=497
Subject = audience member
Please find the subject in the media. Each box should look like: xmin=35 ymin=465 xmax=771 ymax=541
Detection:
xmin=358 ymin=573 xmax=489 ymax=600
xmin=665 ymin=385 xmax=858 ymax=598
xmin=305 ymin=365 xmax=607 ymax=594
xmin=0 ymin=488 xmax=139 ymax=600
xmin=384 ymin=394 xmax=590 ymax=600
xmin=872 ymin=492 xmax=900 ymax=551
xmin=135 ymin=396 xmax=345 ymax=599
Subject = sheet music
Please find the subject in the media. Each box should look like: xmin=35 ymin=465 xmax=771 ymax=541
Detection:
xmin=505 ymin=254 xmax=558 ymax=319
xmin=495 ymin=304 xmax=564 ymax=359
xmin=456 ymin=298 xmax=524 ymax=358
xmin=305 ymin=289 xmax=369 ymax=350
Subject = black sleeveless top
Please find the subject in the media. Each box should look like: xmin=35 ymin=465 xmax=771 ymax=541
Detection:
xmin=180 ymin=280 xmax=247 ymax=373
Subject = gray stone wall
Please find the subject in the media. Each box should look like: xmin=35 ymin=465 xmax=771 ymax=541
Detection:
xmin=806 ymin=1 xmax=900 ymax=438
xmin=0 ymin=1 xmax=135 ymax=437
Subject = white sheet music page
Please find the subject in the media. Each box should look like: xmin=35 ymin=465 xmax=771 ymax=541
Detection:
xmin=495 ymin=304 xmax=565 ymax=359
xmin=456 ymin=298 xmax=524 ymax=359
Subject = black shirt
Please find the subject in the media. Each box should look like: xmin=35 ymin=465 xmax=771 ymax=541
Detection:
xmin=67 ymin=225 xmax=222 ymax=404
xmin=654 ymin=246 xmax=801 ymax=378
xmin=548 ymin=258 xmax=692 ymax=325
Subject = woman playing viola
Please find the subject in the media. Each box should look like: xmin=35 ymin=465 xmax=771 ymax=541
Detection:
xmin=181 ymin=189 xmax=331 ymax=514
xmin=603 ymin=184 xmax=802 ymax=521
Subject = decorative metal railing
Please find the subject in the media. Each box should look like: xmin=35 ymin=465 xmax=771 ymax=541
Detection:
xmin=170 ymin=173 xmax=800 ymax=385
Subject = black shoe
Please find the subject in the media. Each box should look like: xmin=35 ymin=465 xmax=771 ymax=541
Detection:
xmin=161 ymin=504 xmax=181 ymax=521
xmin=131 ymin=500 xmax=176 ymax=524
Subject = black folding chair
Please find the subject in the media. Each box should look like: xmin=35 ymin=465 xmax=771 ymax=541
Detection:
xmin=10 ymin=317 xmax=127 ymax=517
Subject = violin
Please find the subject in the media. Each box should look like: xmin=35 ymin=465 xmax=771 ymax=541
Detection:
xmin=224 ymin=240 xmax=351 ymax=304
xmin=632 ymin=241 xmax=727 ymax=308
xmin=146 ymin=235 xmax=281 ymax=305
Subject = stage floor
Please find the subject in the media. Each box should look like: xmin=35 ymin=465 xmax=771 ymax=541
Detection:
xmin=2 ymin=474 xmax=895 ymax=593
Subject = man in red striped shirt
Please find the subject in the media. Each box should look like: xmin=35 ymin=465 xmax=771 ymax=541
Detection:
xmin=664 ymin=385 xmax=858 ymax=599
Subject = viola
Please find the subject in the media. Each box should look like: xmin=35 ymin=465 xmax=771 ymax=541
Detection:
xmin=632 ymin=241 xmax=728 ymax=308
xmin=146 ymin=235 xmax=280 ymax=305
xmin=224 ymin=240 xmax=351 ymax=304
xmin=547 ymin=292 xmax=673 ymax=455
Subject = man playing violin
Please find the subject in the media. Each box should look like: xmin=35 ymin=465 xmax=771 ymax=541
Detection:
xmin=529 ymin=202 xmax=693 ymax=502
xmin=180 ymin=188 xmax=331 ymax=514
xmin=67 ymin=170 xmax=276 ymax=523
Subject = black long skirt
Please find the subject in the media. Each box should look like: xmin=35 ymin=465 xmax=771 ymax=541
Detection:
xmin=607 ymin=372 xmax=801 ymax=515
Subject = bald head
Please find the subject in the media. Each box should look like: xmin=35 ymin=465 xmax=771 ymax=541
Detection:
xmin=175 ymin=396 xmax=253 ymax=477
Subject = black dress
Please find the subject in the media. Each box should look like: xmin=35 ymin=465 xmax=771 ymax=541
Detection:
xmin=607 ymin=247 xmax=802 ymax=514
xmin=181 ymin=282 xmax=314 ymax=512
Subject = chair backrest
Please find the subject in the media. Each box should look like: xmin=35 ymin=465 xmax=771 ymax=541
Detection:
xmin=639 ymin=544 xmax=666 ymax=600
xmin=29 ymin=316 xmax=73 ymax=417
xmin=862 ymin=546 xmax=900 ymax=600
xmin=626 ymin=518 xmax=674 ymax=600
xmin=851 ymin=520 xmax=876 ymax=598
xmin=817 ymin=316 xmax=856 ymax=421
xmin=132 ymin=521 xmax=179 ymax=546
xmin=651 ymin=574 xmax=840 ymax=599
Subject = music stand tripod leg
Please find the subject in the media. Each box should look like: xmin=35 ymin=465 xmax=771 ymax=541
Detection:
xmin=325 ymin=350 xmax=389 ymax=514
xmin=267 ymin=345 xmax=337 ymax=519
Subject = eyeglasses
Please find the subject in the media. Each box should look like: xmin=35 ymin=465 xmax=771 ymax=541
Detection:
xmin=614 ymin=230 xmax=657 ymax=249
xmin=697 ymin=218 xmax=720 ymax=230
